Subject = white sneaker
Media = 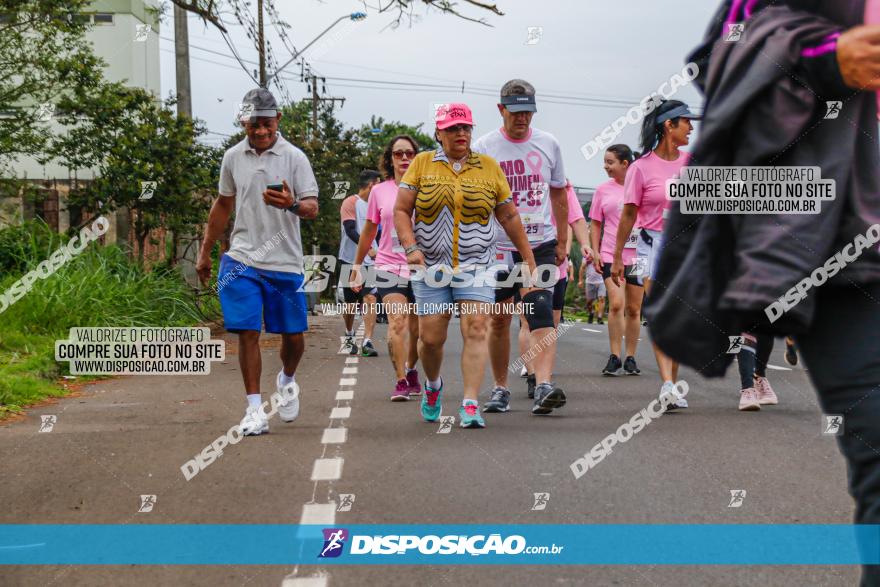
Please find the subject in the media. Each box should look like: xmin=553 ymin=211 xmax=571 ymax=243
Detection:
xmin=661 ymin=381 xmax=689 ymax=410
xmin=239 ymin=406 xmax=269 ymax=436
xmin=276 ymin=372 xmax=300 ymax=423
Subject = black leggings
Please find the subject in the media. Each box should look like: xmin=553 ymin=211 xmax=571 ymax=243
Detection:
xmin=797 ymin=284 xmax=880 ymax=586
xmin=736 ymin=334 xmax=774 ymax=389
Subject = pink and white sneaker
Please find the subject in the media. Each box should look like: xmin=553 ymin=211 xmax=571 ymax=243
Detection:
xmin=738 ymin=387 xmax=761 ymax=411
xmin=754 ymin=376 xmax=778 ymax=405
xmin=391 ymin=379 xmax=410 ymax=402
xmin=405 ymin=368 xmax=421 ymax=396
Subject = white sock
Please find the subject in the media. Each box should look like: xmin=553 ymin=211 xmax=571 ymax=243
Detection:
xmin=345 ymin=330 xmax=354 ymax=337
xmin=462 ymin=398 xmax=478 ymax=407
xmin=363 ymin=338 xmax=372 ymax=346
xmin=246 ymin=394 xmax=262 ymax=409
xmin=279 ymin=371 xmax=295 ymax=386
xmin=427 ymin=378 xmax=442 ymax=390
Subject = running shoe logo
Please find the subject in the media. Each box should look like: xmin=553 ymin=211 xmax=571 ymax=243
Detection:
xmin=531 ymin=492 xmax=549 ymax=511
xmin=823 ymin=415 xmax=844 ymax=436
xmin=727 ymin=490 xmax=746 ymax=508
xmin=726 ymin=336 xmax=744 ymax=354
xmin=319 ymin=528 xmax=349 ymax=558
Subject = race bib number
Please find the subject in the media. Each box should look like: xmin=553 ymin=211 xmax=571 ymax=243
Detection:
xmin=624 ymin=229 xmax=639 ymax=249
xmin=520 ymin=212 xmax=544 ymax=243
xmin=390 ymin=226 xmax=404 ymax=253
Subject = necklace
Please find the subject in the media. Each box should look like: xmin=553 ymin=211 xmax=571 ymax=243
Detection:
xmin=451 ymin=153 xmax=468 ymax=172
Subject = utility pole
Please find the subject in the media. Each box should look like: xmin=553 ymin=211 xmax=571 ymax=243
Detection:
xmin=257 ymin=0 xmax=266 ymax=86
xmin=173 ymin=4 xmax=198 ymax=286
xmin=309 ymin=74 xmax=345 ymax=141
xmin=173 ymin=4 xmax=191 ymax=118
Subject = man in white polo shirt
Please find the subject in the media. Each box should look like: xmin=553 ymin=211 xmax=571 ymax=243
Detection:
xmin=196 ymin=88 xmax=319 ymax=436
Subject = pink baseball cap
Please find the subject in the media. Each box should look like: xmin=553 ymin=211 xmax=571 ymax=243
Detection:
xmin=435 ymin=103 xmax=474 ymax=130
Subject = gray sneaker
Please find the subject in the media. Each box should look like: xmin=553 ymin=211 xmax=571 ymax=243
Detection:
xmin=532 ymin=383 xmax=566 ymax=415
xmin=483 ymin=386 xmax=511 ymax=413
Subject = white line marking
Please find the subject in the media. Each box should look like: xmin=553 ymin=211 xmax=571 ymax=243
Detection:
xmin=767 ymin=364 xmax=792 ymax=371
xmin=282 ymin=576 xmax=328 ymax=587
xmin=339 ymin=378 xmax=357 ymax=386
xmin=330 ymin=406 xmax=351 ymax=419
xmin=299 ymin=503 xmax=336 ymax=525
xmin=345 ymin=357 xmax=359 ymax=364
xmin=321 ymin=428 xmax=347 ymax=444
xmin=311 ymin=458 xmax=343 ymax=481
xmin=342 ymin=367 xmax=358 ymax=375
xmin=582 ymin=328 xmax=602 ymax=333
xmin=335 ymin=390 xmax=353 ymax=401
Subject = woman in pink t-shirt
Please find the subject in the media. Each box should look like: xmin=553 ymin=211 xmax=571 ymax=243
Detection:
xmin=351 ymin=136 xmax=422 ymax=401
xmin=589 ymin=144 xmax=643 ymax=377
xmin=611 ymin=99 xmax=699 ymax=409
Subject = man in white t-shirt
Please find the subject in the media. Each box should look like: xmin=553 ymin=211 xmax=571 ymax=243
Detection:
xmin=472 ymin=79 xmax=569 ymax=416
xmin=196 ymin=88 xmax=319 ymax=437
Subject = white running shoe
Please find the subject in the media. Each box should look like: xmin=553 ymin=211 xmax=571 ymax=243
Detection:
xmin=239 ymin=406 xmax=269 ymax=436
xmin=661 ymin=381 xmax=689 ymax=410
xmin=276 ymin=372 xmax=301 ymax=423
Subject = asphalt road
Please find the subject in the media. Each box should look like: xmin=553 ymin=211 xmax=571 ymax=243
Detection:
xmin=0 ymin=314 xmax=859 ymax=586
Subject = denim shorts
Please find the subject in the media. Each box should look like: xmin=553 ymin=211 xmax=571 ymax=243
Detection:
xmin=410 ymin=265 xmax=496 ymax=315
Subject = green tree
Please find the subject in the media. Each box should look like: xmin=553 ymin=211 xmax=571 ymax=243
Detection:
xmin=49 ymin=86 xmax=221 ymax=265
xmin=0 ymin=1 xmax=105 ymax=174
xmin=358 ymin=115 xmax=435 ymax=171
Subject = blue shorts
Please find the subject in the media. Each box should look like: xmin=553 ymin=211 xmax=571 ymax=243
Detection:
xmin=410 ymin=265 xmax=495 ymax=315
xmin=217 ymin=254 xmax=308 ymax=334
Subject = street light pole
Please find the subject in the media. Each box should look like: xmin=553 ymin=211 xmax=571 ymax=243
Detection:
xmin=264 ymin=12 xmax=366 ymax=87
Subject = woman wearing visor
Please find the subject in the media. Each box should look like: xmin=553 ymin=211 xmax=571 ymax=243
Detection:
xmin=611 ymin=99 xmax=699 ymax=409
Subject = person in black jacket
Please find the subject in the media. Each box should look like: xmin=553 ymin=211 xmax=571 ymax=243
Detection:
xmin=647 ymin=2 xmax=880 ymax=584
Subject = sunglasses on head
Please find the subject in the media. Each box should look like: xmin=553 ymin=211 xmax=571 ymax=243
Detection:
xmin=392 ymin=150 xmax=416 ymax=159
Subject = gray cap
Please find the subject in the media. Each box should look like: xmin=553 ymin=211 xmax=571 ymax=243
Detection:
xmin=500 ymin=79 xmax=537 ymax=113
xmin=240 ymin=88 xmax=278 ymax=120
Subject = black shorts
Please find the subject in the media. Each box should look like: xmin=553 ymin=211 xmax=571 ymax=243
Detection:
xmin=552 ymin=278 xmax=567 ymax=311
xmin=602 ymin=262 xmax=642 ymax=287
xmin=495 ymin=240 xmax=558 ymax=302
xmin=376 ymin=271 xmax=415 ymax=305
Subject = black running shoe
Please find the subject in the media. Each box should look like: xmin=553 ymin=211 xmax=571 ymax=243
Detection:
xmin=361 ymin=340 xmax=378 ymax=357
xmin=532 ymin=383 xmax=566 ymax=415
xmin=623 ymin=356 xmax=641 ymax=375
xmin=526 ymin=374 xmax=536 ymax=399
xmin=602 ymin=354 xmax=623 ymax=376
xmin=784 ymin=338 xmax=798 ymax=366
xmin=596 ymin=317 xmax=604 ymax=325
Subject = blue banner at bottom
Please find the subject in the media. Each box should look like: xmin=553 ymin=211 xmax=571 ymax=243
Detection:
xmin=1 ymin=525 xmax=878 ymax=565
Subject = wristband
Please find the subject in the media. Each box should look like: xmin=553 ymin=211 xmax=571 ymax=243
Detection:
xmin=287 ymin=201 xmax=300 ymax=214
xmin=404 ymin=244 xmax=420 ymax=255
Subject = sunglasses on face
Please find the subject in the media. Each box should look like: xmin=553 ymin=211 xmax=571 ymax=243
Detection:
xmin=392 ymin=150 xmax=416 ymax=159
xmin=443 ymin=124 xmax=472 ymax=134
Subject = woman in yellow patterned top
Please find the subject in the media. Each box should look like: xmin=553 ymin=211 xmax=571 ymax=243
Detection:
xmin=394 ymin=102 xmax=539 ymax=429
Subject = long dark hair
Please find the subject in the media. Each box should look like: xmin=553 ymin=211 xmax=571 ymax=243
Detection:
xmin=639 ymin=99 xmax=686 ymax=157
xmin=380 ymin=134 xmax=420 ymax=179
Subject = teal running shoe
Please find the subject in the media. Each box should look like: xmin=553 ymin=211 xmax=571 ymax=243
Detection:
xmin=421 ymin=379 xmax=443 ymax=422
xmin=459 ymin=401 xmax=485 ymax=428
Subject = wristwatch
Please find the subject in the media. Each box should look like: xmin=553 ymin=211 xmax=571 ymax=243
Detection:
xmin=287 ymin=201 xmax=300 ymax=214
xmin=403 ymin=244 xmax=420 ymax=255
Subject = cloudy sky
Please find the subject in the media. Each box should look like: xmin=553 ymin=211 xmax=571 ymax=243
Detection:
xmin=158 ymin=0 xmax=719 ymax=188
